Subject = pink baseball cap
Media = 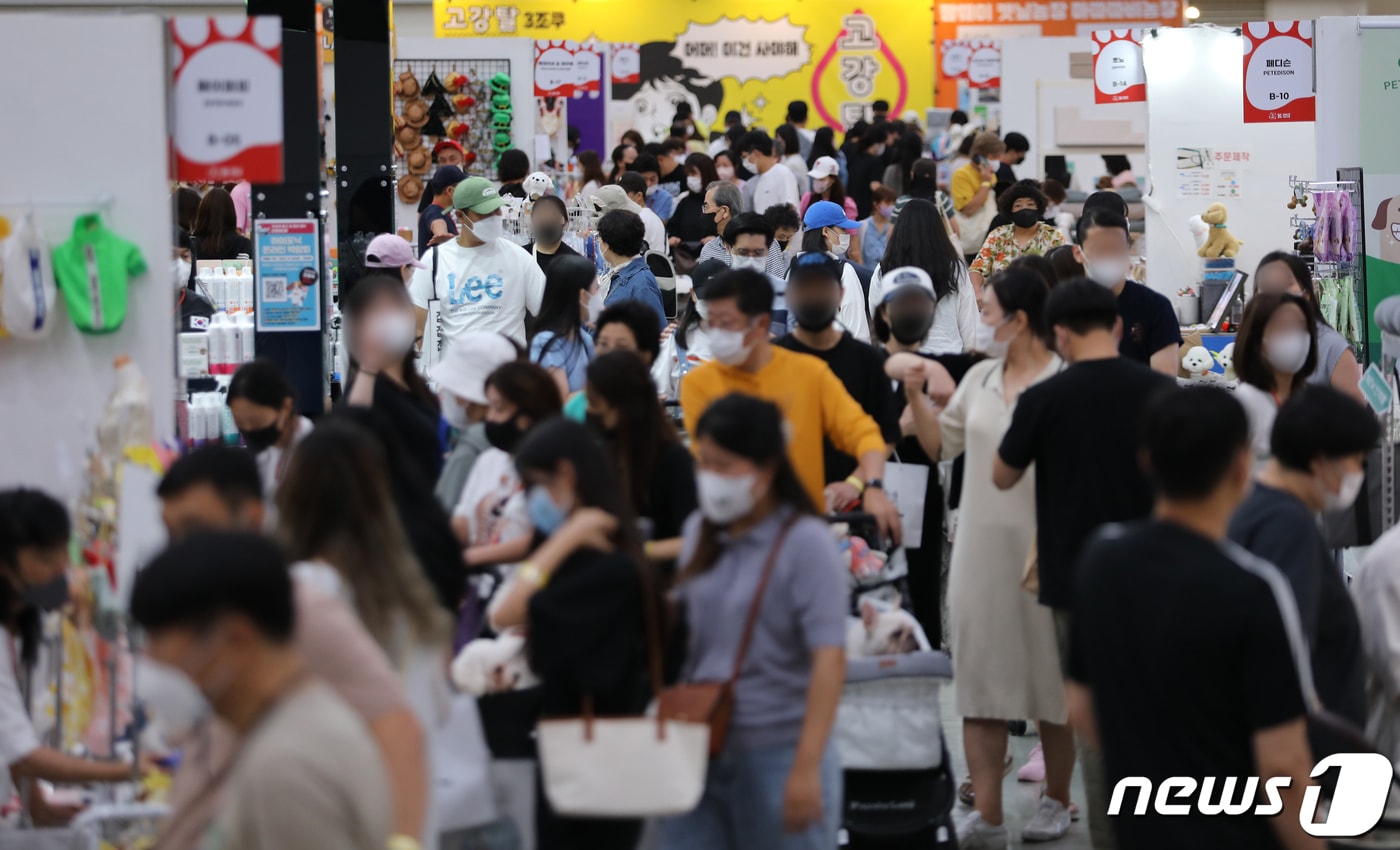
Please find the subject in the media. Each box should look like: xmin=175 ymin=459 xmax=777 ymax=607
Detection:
xmin=365 ymin=233 xmax=426 ymax=270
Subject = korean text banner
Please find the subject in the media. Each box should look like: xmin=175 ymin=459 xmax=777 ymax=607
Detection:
xmin=433 ymin=0 xmax=934 ymax=134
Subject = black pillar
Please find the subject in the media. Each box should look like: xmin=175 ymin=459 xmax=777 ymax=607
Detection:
xmin=247 ymin=0 xmax=327 ymax=416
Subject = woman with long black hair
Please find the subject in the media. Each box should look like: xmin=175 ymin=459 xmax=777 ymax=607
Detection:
xmin=192 ymin=187 xmax=253 ymax=260
xmin=343 ymin=274 xmax=442 ymax=485
xmin=1254 ymin=250 xmax=1363 ymax=400
xmin=227 ymin=358 xmax=312 ymax=512
xmin=869 ymin=198 xmax=978 ymax=354
xmin=527 ymin=254 xmax=598 ymax=399
xmin=806 ymin=126 xmax=846 ymax=184
xmin=487 ymin=418 xmax=659 ymax=850
xmin=584 ymin=351 xmax=697 ymax=565
xmin=659 ymin=394 xmax=846 ymax=850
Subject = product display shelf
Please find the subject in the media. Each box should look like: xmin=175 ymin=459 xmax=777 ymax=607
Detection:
xmin=1287 ymin=175 xmax=1367 ymax=358
xmin=393 ymin=58 xmax=511 ymax=181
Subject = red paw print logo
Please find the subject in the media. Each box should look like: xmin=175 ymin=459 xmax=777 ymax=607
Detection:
xmin=1242 ymin=21 xmax=1314 ymax=123
xmin=1091 ymin=30 xmax=1146 ymax=104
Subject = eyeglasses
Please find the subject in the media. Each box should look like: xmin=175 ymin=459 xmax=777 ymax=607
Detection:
xmin=732 ymin=249 xmax=767 ymax=259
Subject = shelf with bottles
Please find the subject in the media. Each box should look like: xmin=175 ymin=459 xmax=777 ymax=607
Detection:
xmin=182 ymin=260 xmax=256 ymax=379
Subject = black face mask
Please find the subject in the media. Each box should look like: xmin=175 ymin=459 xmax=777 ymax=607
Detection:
xmin=533 ymin=223 xmax=565 ymax=245
xmin=484 ymin=418 xmax=524 ymax=453
xmin=1011 ymin=209 xmax=1041 ymax=229
xmin=776 ymin=239 xmax=789 ymax=252
xmin=792 ymin=301 xmax=838 ymax=332
xmin=889 ymin=312 xmax=935 ymax=346
xmin=24 ymin=576 xmax=69 ymax=613
xmin=240 ymin=420 xmax=283 ymax=453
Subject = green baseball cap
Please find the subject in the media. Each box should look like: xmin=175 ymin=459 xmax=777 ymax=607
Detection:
xmin=451 ymin=176 xmax=505 ymax=214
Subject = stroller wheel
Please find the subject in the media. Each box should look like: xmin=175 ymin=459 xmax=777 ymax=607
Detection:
xmin=1007 ymin=719 xmax=1029 ymax=736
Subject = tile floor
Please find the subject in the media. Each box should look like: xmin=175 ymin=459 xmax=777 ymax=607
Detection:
xmin=938 ymin=685 xmax=1095 ymax=850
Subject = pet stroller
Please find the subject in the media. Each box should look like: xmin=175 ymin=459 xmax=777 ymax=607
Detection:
xmin=830 ymin=513 xmax=958 ymax=847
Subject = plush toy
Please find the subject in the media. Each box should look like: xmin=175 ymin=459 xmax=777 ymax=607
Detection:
xmin=1198 ymin=203 xmax=1243 ymax=259
xmin=522 ymin=172 xmax=554 ymax=200
xmin=1214 ymin=342 xmax=1236 ymax=381
xmin=1181 ymin=345 xmax=1214 ymax=380
xmin=1187 ymin=214 xmax=1209 ymax=251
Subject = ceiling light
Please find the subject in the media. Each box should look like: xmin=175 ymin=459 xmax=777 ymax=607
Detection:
xmin=1185 ymin=5 xmax=1202 ymax=19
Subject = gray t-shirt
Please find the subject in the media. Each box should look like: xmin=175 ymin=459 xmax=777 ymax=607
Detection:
xmin=200 ymin=681 xmax=391 ymax=850
xmin=1308 ymin=323 xmax=1351 ymax=387
xmin=675 ymin=507 xmax=847 ymax=750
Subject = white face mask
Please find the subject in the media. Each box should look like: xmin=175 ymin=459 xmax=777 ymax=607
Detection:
xmin=687 ymin=175 xmax=704 ymax=193
xmin=368 ymin=310 xmax=417 ymax=357
xmin=173 ymin=258 xmax=192 ymax=291
xmin=716 ymin=165 xmax=735 ymax=180
xmin=1324 ymin=468 xmax=1366 ymax=512
xmin=1084 ymin=256 xmax=1129 ymax=288
xmin=138 ymin=657 xmax=210 ymax=746
xmin=974 ymin=319 xmax=1011 ymax=358
xmin=697 ymin=470 xmax=758 ymax=524
xmin=645 ymin=184 xmax=659 ymax=197
xmin=694 ymin=299 xmax=710 ymax=320
xmin=1264 ymin=331 xmax=1311 ymax=375
xmin=830 ymin=231 xmax=851 ymax=256
xmin=584 ymin=288 xmax=606 ymax=324
xmin=812 ymin=178 xmax=832 ymax=194
xmin=674 ymin=155 xmax=687 ymax=169
xmin=731 ymin=255 xmax=766 ymax=272
xmin=709 ymin=325 xmax=755 ymax=366
xmin=440 ymin=392 xmax=470 ymax=429
xmin=464 ymin=213 xmax=503 ymax=243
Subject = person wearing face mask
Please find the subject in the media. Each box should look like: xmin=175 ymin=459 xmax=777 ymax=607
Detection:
xmin=131 ymin=533 xmax=394 ymax=850
xmin=584 ymin=351 xmax=697 ymax=566
xmin=698 ymin=183 xmax=791 ymax=279
xmin=800 ymin=201 xmax=871 ymax=343
xmin=632 ymin=154 xmax=676 ymax=223
xmin=658 ymin=136 xmax=689 ymax=197
xmin=522 ymin=195 xmax=581 ymax=275
xmin=992 ymin=281 xmax=1175 ymax=849
xmin=595 ymin=207 xmax=667 ymax=328
xmin=666 ymin=153 xmax=720 ymax=249
xmin=453 ymin=362 xmax=563 ymax=570
xmin=173 ymin=226 xmax=215 ymax=333
xmin=659 ymin=394 xmax=848 ymax=850
xmin=1072 ymin=208 xmax=1181 ymax=376
xmin=849 ymin=186 xmax=895 ymax=267
xmin=409 ymin=177 xmax=547 ymax=349
xmin=655 ymin=259 xmax=725 ymax=401
xmin=968 ymin=179 xmax=1065 ymax=299
xmin=718 ymin=213 xmax=791 ymax=335
xmin=951 ymin=133 xmax=1005 ymax=263
xmin=227 ymin=358 xmax=313 ymax=522
xmin=897 ymin=269 xmax=1075 ymax=847
xmin=763 ymin=203 xmax=803 ymax=268
xmin=432 ymin=332 xmax=521 ymax=512
xmin=775 ymin=253 xmax=898 ymax=487
xmin=0 ymin=489 xmax=147 ymax=827
xmin=738 ymin=129 xmax=801 ymax=215
xmin=528 ymin=254 xmax=599 ymax=398
xmin=1254 ymin=251 xmax=1364 ymax=400
xmin=679 ymin=269 xmax=903 ymax=542
xmin=993 ymin=132 xmax=1030 ymax=196
xmin=485 ymin=418 xmax=659 ymax=850
xmin=150 ymin=448 xmax=432 ymax=850
xmin=712 ymin=150 xmax=744 ymax=189
xmin=344 ymin=274 xmax=443 ymax=485
xmin=416 ymin=166 xmax=466 ymax=255
xmin=799 ymin=156 xmax=858 ymax=222
xmin=1231 ymin=292 xmax=1319 ymax=469
xmin=1230 ymin=386 xmax=1376 ymax=767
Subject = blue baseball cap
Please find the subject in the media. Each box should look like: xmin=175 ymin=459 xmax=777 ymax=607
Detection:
xmin=803 ymin=200 xmax=858 ymax=231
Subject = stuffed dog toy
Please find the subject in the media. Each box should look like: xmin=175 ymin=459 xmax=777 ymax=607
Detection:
xmin=1198 ymin=203 xmax=1243 ymax=259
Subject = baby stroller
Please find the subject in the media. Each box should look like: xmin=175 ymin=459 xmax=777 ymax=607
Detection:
xmin=831 ymin=513 xmax=958 ymax=848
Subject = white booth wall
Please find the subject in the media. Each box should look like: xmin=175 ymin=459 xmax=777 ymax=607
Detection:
xmin=1314 ymin=16 xmax=1378 ymax=180
xmin=1141 ymin=25 xmax=1315 ymax=296
xmin=0 ymin=13 xmax=174 ymax=503
xmin=999 ymin=36 xmax=1147 ymax=192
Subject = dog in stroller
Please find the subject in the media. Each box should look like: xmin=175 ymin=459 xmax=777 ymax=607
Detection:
xmin=831 ymin=513 xmax=959 ymax=848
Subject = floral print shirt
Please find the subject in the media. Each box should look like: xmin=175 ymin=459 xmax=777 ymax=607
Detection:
xmin=969 ymin=222 xmax=1065 ymax=278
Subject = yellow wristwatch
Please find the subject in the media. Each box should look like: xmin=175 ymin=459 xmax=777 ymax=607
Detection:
xmin=387 ymin=836 xmax=422 ymax=850
xmin=519 ymin=560 xmax=549 ymax=588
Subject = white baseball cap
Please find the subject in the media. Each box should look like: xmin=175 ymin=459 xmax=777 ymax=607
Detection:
xmin=809 ymin=156 xmax=840 ymax=180
xmin=879 ymin=266 xmax=937 ymax=304
xmin=431 ymin=332 xmax=518 ymax=404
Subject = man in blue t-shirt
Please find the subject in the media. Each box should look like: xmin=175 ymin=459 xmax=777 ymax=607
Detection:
xmin=416 ymin=166 xmax=466 ymax=256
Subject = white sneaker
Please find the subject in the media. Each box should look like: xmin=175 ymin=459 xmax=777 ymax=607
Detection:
xmin=1022 ymin=797 xmax=1072 ymax=842
xmin=957 ymin=811 xmax=1009 ymax=850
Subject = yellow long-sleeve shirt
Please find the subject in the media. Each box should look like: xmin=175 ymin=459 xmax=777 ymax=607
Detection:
xmin=680 ymin=346 xmax=888 ymax=507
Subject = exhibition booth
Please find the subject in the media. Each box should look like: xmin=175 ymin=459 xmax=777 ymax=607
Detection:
xmin=2 ymin=6 xmax=1400 ymax=839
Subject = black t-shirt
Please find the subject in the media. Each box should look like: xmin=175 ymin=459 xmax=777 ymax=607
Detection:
xmin=1228 ymin=484 xmax=1367 ymax=755
xmin=890 ymin=352 xmax=978 ymax=517
xmin=667 ymin=192 xmax=717 ymax=244
xmin=366 ymin=376 xmax=442 ymax=486
xmin=847 ymin=153 xmax=885 ymax=219
xmin=994 ymin=161 xmax=1017 ymax=196
xmin=774 ymin=332 xmax=899 ymax=483
xmin=1117 ymin=280 xmax=1182 ymax=365
xmin=1070 ymin=520 xmax=1307 ymax=850
xmin=521 ymin=239 xmax=580 ymax=275
xmin=199 ymin=231 xmax=253 ymax=261
xmin=645 ymin=440 xmax=698 ymax=543
xmin=499 ymin=183 xmax=528 ymax=199
xmin=417 ymin=202 xmax=457 ymax=256
xmin=997 ymin=357 xmax=1175 ymax=609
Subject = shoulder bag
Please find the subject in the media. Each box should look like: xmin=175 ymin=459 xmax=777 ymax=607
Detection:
xmin=535 ymin=551 xmax=710 ymax=818
xmin=655 ymin=514 xmax=799 ymax=756
xmin=420 ymin=246 xmax=445 ymax=374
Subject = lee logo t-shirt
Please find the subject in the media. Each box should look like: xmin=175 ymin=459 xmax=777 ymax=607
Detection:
xmin=409 ymin=237 xmax=545 ymax=346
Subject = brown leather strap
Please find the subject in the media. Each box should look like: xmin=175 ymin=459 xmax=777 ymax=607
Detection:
xmin=728 ymin=514 xmax=800 ymax=686
xmin=636 ymin=543 xmax=667 ymax=700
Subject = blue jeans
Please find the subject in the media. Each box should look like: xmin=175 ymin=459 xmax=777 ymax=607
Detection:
xmin=659 ymin=744 xmax=843 ymax=850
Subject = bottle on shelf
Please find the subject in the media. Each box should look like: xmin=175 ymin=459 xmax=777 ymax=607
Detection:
xmin=235 ymin=312 xmax=255 ymax=363
xmin=238 ymin=266 xmax=254 ymax=314
xmin=208 ymin=311 xmax=234 ymax=375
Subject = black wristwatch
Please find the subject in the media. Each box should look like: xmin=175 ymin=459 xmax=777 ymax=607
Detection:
xmin=864 ymin=479 xmax=885 ymax=492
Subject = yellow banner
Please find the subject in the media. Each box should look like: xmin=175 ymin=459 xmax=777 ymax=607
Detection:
xmin=432 ymin=0 xmax=933 ymax=133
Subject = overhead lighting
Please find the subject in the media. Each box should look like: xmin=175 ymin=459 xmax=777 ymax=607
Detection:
xmin=1185 ymin=5 xmax=1202 ymax=19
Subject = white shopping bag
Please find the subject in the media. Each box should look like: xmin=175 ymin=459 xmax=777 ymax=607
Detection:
xmin=885 ymin=461 xmax=929 ymax=550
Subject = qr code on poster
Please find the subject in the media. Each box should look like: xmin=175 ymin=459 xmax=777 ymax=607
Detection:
xmin=262 ymin=276 xmax=288 ymax=302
